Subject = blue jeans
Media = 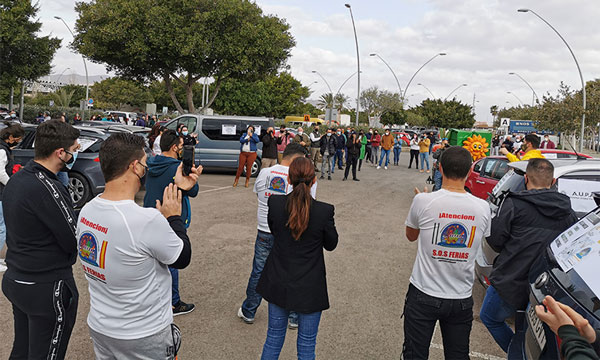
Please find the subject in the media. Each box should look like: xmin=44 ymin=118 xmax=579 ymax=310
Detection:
xmin=480 ymin=285 xmax=516 ymax=353
xmin=378 ymin=149 xmax=390 ymax=167
xmin=261 ymin=303 xmax=322 ymax=360
xmin=334 ymin=150 xmax=344 ymax=170
xmin=420 ymin=152 xmax=430 ymax=170
xmin=169 ymin=267 xmax=180 ymax=306
xmin=433 ymin=168 xmax=443 ymax=191
xmin=57 ymin=171 xmax=69 ymax=187
xmin=0 ymin=201 xmax=5 ymax=252
xmin=241 ymin=231 xmax=298 ymax=324
xmin=393 ymin=147 xmax=401 ymax=164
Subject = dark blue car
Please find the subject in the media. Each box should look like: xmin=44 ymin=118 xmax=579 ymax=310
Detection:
xmin=509 ymin=200 xmax=600 ymax=359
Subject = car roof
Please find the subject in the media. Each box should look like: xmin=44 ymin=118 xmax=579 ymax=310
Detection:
xmin=509 ymin=159 xmax=600 ymax=176
xmin=174 ymin=114 xmax=272 ymax=122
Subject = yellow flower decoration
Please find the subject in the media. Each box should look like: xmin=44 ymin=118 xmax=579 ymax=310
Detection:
xmin=462 ymin=135 xmax=489 ymax=161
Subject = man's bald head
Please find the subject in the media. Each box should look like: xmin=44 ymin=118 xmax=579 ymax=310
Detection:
xmin=525 ymin=158 xmax=554 ymax=189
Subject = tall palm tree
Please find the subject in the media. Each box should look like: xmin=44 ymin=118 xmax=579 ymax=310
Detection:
xmin=334 ymin=93 xmax=350 ymax=112
xmin=51 ymin=88 xmax=75 ymax=107
xmin=318 ymin=93 xmax=334 ymax=110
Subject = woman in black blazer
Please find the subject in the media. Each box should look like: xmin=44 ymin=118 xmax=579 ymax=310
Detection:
xmin=257 ymin=157 xmax=338 ymax=360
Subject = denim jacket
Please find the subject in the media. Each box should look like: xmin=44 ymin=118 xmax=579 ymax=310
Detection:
xmin=239 ymin=133 xmax=260 ymax=152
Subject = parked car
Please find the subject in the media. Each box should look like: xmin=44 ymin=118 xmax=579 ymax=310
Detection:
xmin=465 ymin=150 xmax=593 ymax=200
xmin=474 ymin=158 xmax=600 ymax=288
xmin=162 ymin=114 xmax=274 ymax=177
xmin=508 ymin=200 xmax=600 ymax=359
xmin=104 ymin=111 xmax=138 ymax=124
xmin=11 ymin=125 xmax=110 ymax=208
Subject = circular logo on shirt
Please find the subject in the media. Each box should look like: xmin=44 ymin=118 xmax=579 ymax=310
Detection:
xmin=269 ymin=177 xmax=287 ymax=193
xmin=439 ymin=223 xmax=469 ymax=248
xmin=79 ymin=232 xmax=99 ymax=267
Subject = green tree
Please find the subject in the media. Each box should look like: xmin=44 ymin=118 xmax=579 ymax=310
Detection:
xmin=72 ymin=0 xmax=294 ymax=114
xmin=334 ymin=93 xmax=350 ymax=112
xmin=414 ymin=99 xmax=475 ymax=129
xmin=318 ymin=93 xmax=334 ymax=110
xmin=210 ymin=72 xmax=309 ymax=118
xmin=91 ymin=77 xmax=152 ymax=109
xmin=380 ymin=109 xmax=406 ymax=126
xmin=51 ymin=88 xmax=75 ymax=107
xmin=0 ymin=0 xmax=61 ymax=102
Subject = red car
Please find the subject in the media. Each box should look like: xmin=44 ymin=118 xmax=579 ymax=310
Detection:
xmin=464 ymin=150 xmax=592 ymax=200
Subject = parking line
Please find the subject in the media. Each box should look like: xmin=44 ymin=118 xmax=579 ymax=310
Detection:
xmin=429 ymin=343 xmax=504 ymax=360
xmin=197 ymin=186 xmax=234 ymax=194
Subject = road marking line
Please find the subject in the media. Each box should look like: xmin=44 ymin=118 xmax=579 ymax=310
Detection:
xmin=198 ymin=186 xmax=234 ymax=194
xmin=429 ymin=343 xmax=504 ymax=360
xmin=198 ymin=184 xmax=220 ymax=188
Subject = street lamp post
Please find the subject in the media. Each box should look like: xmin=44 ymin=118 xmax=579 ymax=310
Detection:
xmin=312 ymin=70 xmax=333 ymax=121
xmin=444 ymin=84 xmax=467 ymax=101
xmin=507 ymin=91 xmax=525 ymax=106
xmin=307 ymin=81 xmax=318 ymax=91
xmin=56 ymin=67 xmax=71 ymax=85
xmin=508 ymin=72 xmax=539 ymax=106
xmin=518 ymin=8 xmax=586 ymax=151
xmin=417 ymin=83 xmax=436 ymax=99
xmin=345 ymin=4 xmax=360 ymax=126
xmin=403 ymin=52 xmax=446 ymax=103
xmin=55 ymin=16 xmax=89 ymax=120
xmin=369 ymin=53 xmax=402 ymax=95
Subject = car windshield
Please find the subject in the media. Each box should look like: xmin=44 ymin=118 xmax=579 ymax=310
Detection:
xmin=490 ymin=168 xmax=526 ymax=205
xmin=548 ymin=208 xmax=600 ymax=320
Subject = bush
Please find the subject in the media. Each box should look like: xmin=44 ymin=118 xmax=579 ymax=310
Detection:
xmin=20 ymin=105 xmax=103 ymax=124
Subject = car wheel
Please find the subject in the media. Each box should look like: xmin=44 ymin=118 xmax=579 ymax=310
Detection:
xmin=68 ymin=172 xmax=91 ymax=208
xmin=242 ymin=158 xmax=262 ymax=178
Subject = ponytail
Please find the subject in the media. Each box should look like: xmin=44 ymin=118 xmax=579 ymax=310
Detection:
xmin=286 ymin=157 xmax=315 ymax=240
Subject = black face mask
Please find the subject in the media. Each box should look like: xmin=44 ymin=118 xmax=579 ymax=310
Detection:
xmin=136 ymin=163 xmax=148 ymax=187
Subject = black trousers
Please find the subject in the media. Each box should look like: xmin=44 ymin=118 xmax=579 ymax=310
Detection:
xmin=2 ymin=276 xmax=78 ymax=360
xmin=409 ymin=150 xmax=420 ymax=168
xmin=365 ymin=146 xmax=372 ymax=162
xmin=402 ymin=284 xmax=473 ymax=360
xmin=344 ymin=154 xmax=358 ymax=179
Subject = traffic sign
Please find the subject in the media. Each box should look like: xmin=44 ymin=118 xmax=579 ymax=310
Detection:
xmin=88 ymin=98 xmax=94 ymax=107
xmin=303 ymin=114 xmax=310 ymax=122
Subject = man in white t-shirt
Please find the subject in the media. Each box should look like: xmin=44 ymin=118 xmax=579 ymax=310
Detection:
xmin=237 ymin=143 xmax=317 ymax=328
xmin=403 ymin=146 xmax=491 ymax=360
xmin=76 ymin=133 xmax=201 ymax=359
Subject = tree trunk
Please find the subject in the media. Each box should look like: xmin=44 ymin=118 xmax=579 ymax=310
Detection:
xmin=9 ymin=87 xmax=14 ymax=111
xmin=164 ymin=74 xmax=185 ymax=114
xmin=200 ymin=77 xmax=222 ymax=112
xmin=185 ymin=74 xmax=196 ymax=113
xmin=19 ymin=82 xmax=25 ymax=122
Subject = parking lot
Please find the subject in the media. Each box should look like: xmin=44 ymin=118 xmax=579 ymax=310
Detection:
xmin=0 ymin=152 xmax=507 ymax=359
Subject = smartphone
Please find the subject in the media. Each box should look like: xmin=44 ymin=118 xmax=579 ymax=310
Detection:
xmin=182 ymin=145 xmax=195 ymax=176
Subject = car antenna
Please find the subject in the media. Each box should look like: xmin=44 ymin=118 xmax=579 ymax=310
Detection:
xmin=563 ymin=136 xmax=586 ymax=160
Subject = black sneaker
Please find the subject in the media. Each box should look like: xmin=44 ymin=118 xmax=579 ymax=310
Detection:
xmin=320 ymin=175 xmax=324 ymax=180
xmin=327 ymin=176 xmax=332 ymax=180
xmin=173 ymin=301 xmax=195 ymax=316
xmin=353 ymin=178 xmax=360 ymax=182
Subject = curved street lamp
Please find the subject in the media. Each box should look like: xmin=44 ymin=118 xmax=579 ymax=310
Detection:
xmin=312 ymin=70 xmax=333 ymax=121
xmin=508 ymin=72 xmax=539 ymax=105
xmin=345 ymin=4 xmax=360 ymax=126
xmin=404 ymin=52 xmax=446 ymax=103
xmin=518 ymin=8 xmax=586 ymax=151
xmin=369 ymin=53 xmax=402 ymax=96
xmin=56 ymin=67 xmax=71 ymax=84
xmin=444 ymin=83 xmax=467 ymax=101
xmin=55 ymin=16 xmax=89 ymax=120
xmin=417 ymin=83 xmax=436 ymax=99
xmin=507 ymin=91 xmax=525 ymax=106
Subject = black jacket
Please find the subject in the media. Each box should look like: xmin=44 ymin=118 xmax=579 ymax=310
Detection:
xmin=347 ymin=137 xmax=361 ymax=156
xmin=3 ymin=161 xmax=78 ymax=282
xmin=488 ymin=189 xmax=577 ymax=309
xmin=320 ymin=134 xmax=337 ymax=156
xmin=558 ymin=325 xmax=600 ymax=360
xmin=261 ymin=133 xmax=280 ymax=159
xmin=334 ymin=134 xmax=346 ymax=150
xmin=257 ymin=195 xmax=338 ymax=313
xmin=0 ymin=139 xmax=14 ymax=200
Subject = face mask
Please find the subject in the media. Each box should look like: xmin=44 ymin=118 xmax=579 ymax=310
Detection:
xmin=386 ymin=132 xmax=390 ymax=135
xmin=136 ymin=165 xmax=147 ymax=187
xmin=327 ymin=133 xmax=332 ymax=137
xmin=10 ymin=114 xmax=16 ymax=118
xmin=62 ymin=150 xmax=78 ymax=170
xmin=369 ymin=131 xmax=373 ymax=134
xmin=298 ymin=131 xmax=303 ymax=135
xmin=337 ymin=132 xmax=341 ymax=135
xmin=182 ymin=131 xmax=189 ymax=136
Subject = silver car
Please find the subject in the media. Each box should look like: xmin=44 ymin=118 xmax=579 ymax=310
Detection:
xmin=474 ymin=158 xmax=600 ymax=287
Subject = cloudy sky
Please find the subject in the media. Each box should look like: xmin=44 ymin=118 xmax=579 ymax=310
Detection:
xmin=38 ymin=0 xmax=599 ymax=124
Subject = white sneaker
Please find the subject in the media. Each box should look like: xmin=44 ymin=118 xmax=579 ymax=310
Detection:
xmin=0 ymin=263 xmax=6 ymax=272
xmin=237 ymin=307 xmax=254 ymax=324
xmin=376 ymin=166 xmax=381 ymax=169
xmin=385 ymin=166 xmax=388 ymax=170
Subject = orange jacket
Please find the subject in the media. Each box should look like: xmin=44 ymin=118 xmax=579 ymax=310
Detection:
xmin=381 ymin=134 xmax=394 ymax=150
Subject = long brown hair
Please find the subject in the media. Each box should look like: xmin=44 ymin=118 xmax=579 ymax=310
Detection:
xmin=286 ymin=157 xmax=315 ymax=240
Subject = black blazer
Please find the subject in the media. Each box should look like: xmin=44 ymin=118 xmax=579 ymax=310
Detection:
xmin=257 ymin=195 xmax=338 ymax=313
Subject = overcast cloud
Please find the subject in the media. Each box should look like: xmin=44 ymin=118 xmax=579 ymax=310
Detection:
xmin=38 ymin=0 xmax=600 ymax=123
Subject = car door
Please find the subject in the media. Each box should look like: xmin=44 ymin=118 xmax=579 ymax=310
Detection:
xmin=11 ymin=127 xmax=36 ymax=169
xmin=473 ymin=158 xmax=500 ymax=199
xmin=198 ymin=118 xmax=242 ymax=169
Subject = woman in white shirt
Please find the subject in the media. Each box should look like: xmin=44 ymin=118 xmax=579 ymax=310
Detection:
xmin=409 ymin=134 xmax=420 ymax=169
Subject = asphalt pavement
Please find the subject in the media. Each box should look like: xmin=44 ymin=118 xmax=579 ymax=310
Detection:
xmin=0 ymin=151 xmax=506 ymax=359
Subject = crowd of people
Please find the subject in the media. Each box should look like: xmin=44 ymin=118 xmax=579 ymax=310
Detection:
xmin=0 ymin=117 xmax=598 ymax=360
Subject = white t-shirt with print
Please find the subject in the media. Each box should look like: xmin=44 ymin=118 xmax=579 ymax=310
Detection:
xmin=76 ymin=197 xmax=184 ymax=340
xmin=405 ymin=189 xmax=491 ymax=299
xmin=254 ymin=164 xmax=317 ymax=233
